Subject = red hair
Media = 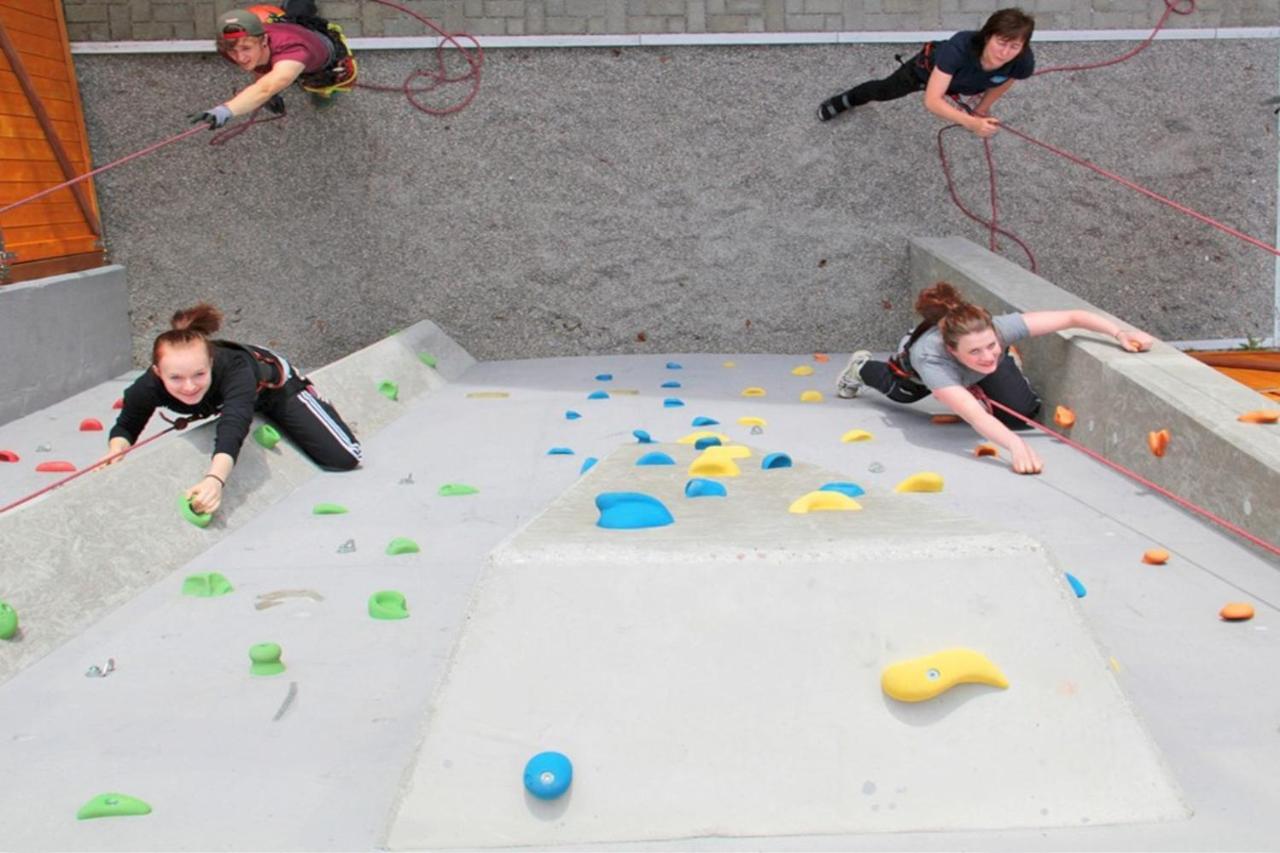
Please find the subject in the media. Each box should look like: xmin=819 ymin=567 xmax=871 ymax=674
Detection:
xmin=151 ymin=303 xmax=223 ymax=366
xmin=914 ymin=282 xmax=993 ymax=350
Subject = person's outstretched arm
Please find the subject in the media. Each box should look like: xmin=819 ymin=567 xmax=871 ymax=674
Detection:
xmin=224 ymin=60 xmax=305 ymax=116
xmin=923 ymin=68 xmax=1000 ymax=138
xmin=934 ymin=384 xmax=1043 ymax=474
xmin=1023 ymin=310 xmax=1155 ymax=352
xmin=973 ymin=78 xmax=1014 ymax=116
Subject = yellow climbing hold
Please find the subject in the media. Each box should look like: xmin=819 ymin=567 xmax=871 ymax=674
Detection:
xmin=841 ymin=429 xmax=873 ymax=443
xmin=723 ymin=361 xmax=736 ymax=368
xmin=677 ymin=430 xmax=732 ymax=445
xmin=788 ymin=490 xmax=862 ymax=514
xmin=466 ymin=391 xmax=510 ymax=399
xmin=741 ymin=387 xmax=766 ymax=397
xmin=881 ymin=648 xmax=1009 ymax=703
xmin=791 ymin=364 xmax=815 ymax=376
xmin=704 ymin=444 xmax=750 ymax=459
xmin=894 ymin=471 xmax=944 ymax=493
xmin=800 ymin=390 xmax=824 ymax=403
xmin=689 ymin=451 xmax=741 ymax=478
xmin=738 ymin=416 xmax=767 ymax=427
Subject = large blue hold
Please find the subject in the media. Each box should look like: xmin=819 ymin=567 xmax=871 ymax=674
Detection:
xmin=523 ymin=751 xmax=573 ymax=800
xmin=633 ymin=429 xmax=654 ymax=443
xmin=663 ymin=397 xmax=685 ymax=408
xmin=661 ymin=380 xmax=682 ymax=389
xmin=596 ymin=492 xmax=674 ymax=529
xmin=1065 ymin=572 xmax=1087 ymax=598
xmin=761 ymin=452 xmax=792 ymax=470
xmin=636 ymin=451 xmax=675 ymax=466
xmin=691 ymin=416 xmax=719 ymax=427
xmin=820 ymin=481 xmax=865 ymax=498
xmin=587 ymin=390 xmax=610 ymax=400
xmin=685 ymin=478 xmax=727 ymax=498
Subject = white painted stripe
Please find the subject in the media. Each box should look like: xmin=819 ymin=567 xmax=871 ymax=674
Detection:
xmin=297 ymin=389 xmax=363 ymax=462
xmin=69 ymin=26 xmax=1280 ymax=54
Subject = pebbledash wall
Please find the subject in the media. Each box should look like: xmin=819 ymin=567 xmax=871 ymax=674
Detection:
xmin=59 ymin=1 xmax=1279 ymax=366
xmin=60 ymin=0 xmax=1280 ymax=42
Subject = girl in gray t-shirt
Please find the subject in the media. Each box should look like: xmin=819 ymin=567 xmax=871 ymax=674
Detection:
xmin=836 ymin=282 xmax=1155 ymax=474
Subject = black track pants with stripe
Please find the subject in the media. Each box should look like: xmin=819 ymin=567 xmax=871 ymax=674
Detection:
xmin=257 ymin=379 xmax=362 ymax=470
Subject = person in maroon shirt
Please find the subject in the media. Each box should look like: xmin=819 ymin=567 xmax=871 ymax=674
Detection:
xmin=191 ymin=3 xmax=356 ymax=129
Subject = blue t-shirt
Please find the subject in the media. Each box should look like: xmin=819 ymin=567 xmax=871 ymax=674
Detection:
xmin=928 ymin=30 xmax=1034 ymax=96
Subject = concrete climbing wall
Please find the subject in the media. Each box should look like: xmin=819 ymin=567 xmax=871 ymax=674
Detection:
xmin=70 ymin=38 xmax=1276 ymax=368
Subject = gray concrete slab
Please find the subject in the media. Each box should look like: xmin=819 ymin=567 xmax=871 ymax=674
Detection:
xmin=0 ymin=347 xmax=1276 ymax=851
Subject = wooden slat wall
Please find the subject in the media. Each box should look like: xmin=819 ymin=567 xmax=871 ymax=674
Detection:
xmin=0 ymin=0 xmax=104 ymax=282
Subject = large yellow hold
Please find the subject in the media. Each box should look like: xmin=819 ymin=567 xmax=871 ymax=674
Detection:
xmin=689 ymin=450 xmax=741 ymax=477
xmin=881 ymin=648 xmax=1009 ymax=702
xmin=788 ymin=491 xmax=862 ymax=514
xmin=894 ymin=471 xmax=944 ymax=493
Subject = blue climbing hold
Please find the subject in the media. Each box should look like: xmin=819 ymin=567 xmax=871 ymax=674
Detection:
xmin=685 ymin=478 xmax=728 ymax=498
xmin=580 ymin=457 xmax=598 ymax=474
xmin=595 ymin=373 xmax=613 ymax=381
xmin=663 ymin=397 xmax=685 ymax=408
xmin=820 ymin=481 xmax=865 ymax=498
xmin=694 ymin=436 xmax=722 ymax=450
xmin=633 ymin=429 xmax=654 ymax=443
xmin=596 ymin=492 xmax=674 ymax=529
xmin=1065 ymin=573 xmax=1087 ymax=598
xmin=523 ymin=751 xmax=573 ymax=800
xmin=691 ymin=416 xmax=719 ymax=427
xmin=565 ymin=410 xmax=582 ymax=420
xmin=661 ymin=380 xmax=682 ymax=389
xmin=666 ymin=361 xmax=682 ymax=370
xmin=547 ymin=447 xmax=575 ymax=455
xmin=587 ymin=390 xmax=610 ymax=400
xmin=636 ymin=451 xmax=675 ymax=466
xmin=762 ymin=452 xmax=792 ymax=470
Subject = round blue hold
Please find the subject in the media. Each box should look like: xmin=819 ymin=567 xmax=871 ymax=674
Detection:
xmin=685 ymin=478 xmax=727 ymax=498
xmin=596 ymin=492 xmax=674 ymax=529
xmin=761 ymin=452 xmax=792 ymax=470
xmin=587 ymin=390 xmax=610 ymax=400
xmin=636 ymin=451 xmax=675 ymax=466
xmin=820 ymin=481 xmax=865 ymax=498
xmin=694 ymin=436 xmax=722 ymax=450
xmin=691 ymin=416 xmax=719 ymax=427
xmin=633 ymin=429 xmax=654 ymax=443
xmin=523 ymin=751 xmax=573 ymax=800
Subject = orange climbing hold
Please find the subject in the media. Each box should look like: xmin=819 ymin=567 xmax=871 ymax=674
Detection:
xmin=1237 ymin=410 xmax=1279 ymax=424
xmin=1141 ymin=548 xmax=1169 ymax=565
xmin=1219 ymin=602 xmax=1254 ymax=621
xmin=931 ymin=414 xmax=961 ymax=425
xmin=79 ymin=418 xmax=103 ymax=432
xmin=1146 ymin=429 xmax=1170 ymax=457
xmin=35 ymin=461 xmax=76 ymax=473
xmin=974 ymin=443 xmax=999 ymax=458
xmin=813 ymin=353 xmax=830 ymax=363
xmin=1054 ymin=406 xmax=1076 ymax=428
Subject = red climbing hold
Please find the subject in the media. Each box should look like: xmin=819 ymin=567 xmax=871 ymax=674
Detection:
xmin=111 ymin=398 xmax=124 ymax=410
xmin=0 ymin=450 xmax=19 ymax=463
xmin=79 ymin=418 xmax=104 ymax=432
xmin=36 ymin=461 xmax=76 ymax=473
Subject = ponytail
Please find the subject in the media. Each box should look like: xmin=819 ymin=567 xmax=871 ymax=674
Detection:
xmin=151 ymin=303 xmax=223 ymax=365
xmin=914 ymin=282 xmax=993 ymax=350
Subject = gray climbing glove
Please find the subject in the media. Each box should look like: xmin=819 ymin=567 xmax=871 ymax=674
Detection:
xmin=189 ymin=104 xmax=233 ymax=129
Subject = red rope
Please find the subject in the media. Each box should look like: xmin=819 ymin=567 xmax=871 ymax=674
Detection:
xmin=0 ymin=425 xmax=177 ymax=516
xmin=984 ymin=397 xmax=1280 ymax=559
xmin=355 ymin=0 xmax=484 ymax=116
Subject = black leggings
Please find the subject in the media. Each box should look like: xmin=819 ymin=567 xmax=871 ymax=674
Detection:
xmin=860 ymin=355 xmax=1041 ymax=430
xmin=256 ymin=376 xmax=362 ymax=470
xmin=829 ymin=56 xmax=926 ymax=109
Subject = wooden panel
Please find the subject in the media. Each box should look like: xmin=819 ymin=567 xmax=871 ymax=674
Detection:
xmin=0 ymin=89 xmax=80 ymax=121
xmin=3 ymin=251 xmax=106 ymax=285
xmin=0 ymin=200 xmax=81 ymax=227
xmin=0 ymin=113 xmax=78 ymax=140
xmin=0 ymin=7 xmax=62 ymax=41
xmin=0 ymin=71 xmax=76 ymax=102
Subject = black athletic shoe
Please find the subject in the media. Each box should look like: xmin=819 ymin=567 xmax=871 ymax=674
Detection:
xmin=817 ymin=94 xmax=850 ymax=122
xmin=265 ymin=94 xmax=286 ymax=115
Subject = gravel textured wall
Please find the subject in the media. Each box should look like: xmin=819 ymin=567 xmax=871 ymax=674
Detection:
xmin=72 ymin=39 xmax=1277 ymax=367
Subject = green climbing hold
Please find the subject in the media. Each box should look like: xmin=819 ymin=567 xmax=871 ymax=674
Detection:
xmin=179 ymin=495 xmax=212 ymax=528
xmin=378 ymin=380 xmax=399 ymax=401
xmin=253 ymin=423 xmax=281 ymax=449
xmin=419 ymin=353 xmax=438 ymax=368
xmin=438 ymin=483 xmax=478 ymax=497
xmin=368 ymin=590 xmax=409 ymax=620
xmin=249 ymin=642 xmax=285 ymax=676
xmin=76 ymin=793 xmax=152 ymax=820
xmin=312 ymin=502 xmax=348 ymax=515
xmin=181 ymin=572 xmax=233 ymax=597
xmin=0 ymin=602 xmax=18 ymax=640
xmin=385 ymin=537 xmax=420 ymax=555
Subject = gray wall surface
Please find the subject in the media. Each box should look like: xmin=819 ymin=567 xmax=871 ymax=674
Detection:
xmin=0 ymin=266 xmax=132 ymax=425
xmin=72 ymin=38 xmax=1277 ymax=367
xmin=61 ymin=0 xmax=1280 ymax=42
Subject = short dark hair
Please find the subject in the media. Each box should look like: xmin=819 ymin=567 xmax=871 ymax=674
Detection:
xmin=979 ymin=7 xmax=1035 ymax=47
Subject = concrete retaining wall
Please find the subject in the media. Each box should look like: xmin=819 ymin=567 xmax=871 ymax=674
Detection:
xmin=909 ymin=235 xmax=1280 ymax=551
xmin=0 ymin=265 xmax=132 ymax=427
xmin=0 ymin=318 xmax=474 ymax=684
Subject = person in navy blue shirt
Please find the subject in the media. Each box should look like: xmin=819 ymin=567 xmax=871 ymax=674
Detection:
xmin=818 ymin=8 xmax=1035 ymax=139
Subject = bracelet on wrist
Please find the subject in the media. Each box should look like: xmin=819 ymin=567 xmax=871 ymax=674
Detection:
xmin=204 ymin=473 xmax=225 ymax=487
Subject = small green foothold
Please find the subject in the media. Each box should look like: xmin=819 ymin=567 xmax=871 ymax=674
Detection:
xmin=385 ymin=537 xmax=420 ymax=556
xmin=178 ymin=495 xmax=212 ymax=528
xmin=0 ymin=602 xmax=18 ymax=641
xmin=378 ymin=380 xmax=399 ymax=401
xmin=312 ymin=502 xmax=349 ymax=515
xmin=419 ymin=353 xmax=438 ymax=368
xmin=368 ymin=590 xmax=409 ymax=620
xmin=253 ymin=424 xmax=281 ymax=449
xmin=249 ymin=642 xmax=285 ymax=676
xmin=437 ymin=483 xmax=478 ymax=497
xmin=181 ymin=572 xmax=233 ymax=597
xmin=76 ymin=793 xmax=152 ymax=820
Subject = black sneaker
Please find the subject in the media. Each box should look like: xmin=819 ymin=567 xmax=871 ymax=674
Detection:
xmin=817 ymin=94 xmax=850 ymax=122
xmin=265 ymin=94 xmax=286 ymax=115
